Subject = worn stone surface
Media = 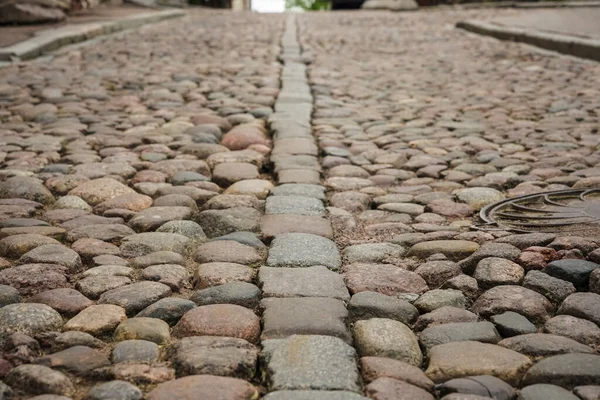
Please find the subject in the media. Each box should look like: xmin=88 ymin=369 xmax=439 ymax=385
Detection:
xmin=425 ymin=341 xmax=532 ymax=385
xmin=263 ymin=335 xmax=361 ymax=392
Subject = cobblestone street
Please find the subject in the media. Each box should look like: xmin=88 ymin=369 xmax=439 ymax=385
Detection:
xmin=0 ymin=6 xmax=600 ymax=400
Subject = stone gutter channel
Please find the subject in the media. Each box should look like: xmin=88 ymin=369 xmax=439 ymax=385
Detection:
xmin=259 ymin=15 xmax=364 ymax=397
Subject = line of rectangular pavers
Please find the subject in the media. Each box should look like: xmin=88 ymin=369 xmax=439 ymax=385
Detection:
xmin=258 ymin=15 xmax=367 ymax=400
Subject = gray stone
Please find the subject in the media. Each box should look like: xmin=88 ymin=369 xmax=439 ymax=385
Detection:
xmin=53 ymin=331 xmax=104 ymax=350
xmin=558 ymin=293 xmax=600 ymax=326
xmin=454 ymin=187 xmax=504 ymax=210
xmin=353 ymin=318 xmax=422 ymax=366
xmin=269 ymin=184 xmax=326 ymax=200
xmin=114 ymin=317 xmax=170 ymax=344
xmin=545 ymin=259 xmax=600 ymax=290
xmin=407 ymin=241 xmax=480 ymax=262
xmin=425 ymin=342 xmax=532 ymax=386
xmin=414 ymin=307 xmax=479 ymax=331
xmin=129 ymin=207 xmax=193 ymax=232
xmin=211 ymin=231 xmax=266 ymax=249
xmin=120 ymin=233 xmax=191 ymax=258
xmin=263 ymin=391 xmax=367 ymax=400
xmin=141 ymin=264 xmax=189 ymax=291
xmin=473 ymin=257 xmax=524 ymax=289
xmin=5 ymin=364 xmax=73 ymax=396
xmin=262 ymin=335 xmax=361 ymax=392
xmin=136 ymin=298 xmax=196 ymax=326
xmin=523 ymin=271 xmax=576 ymax=304
xmin=491 ymin=312 xmax=537 ymax=337
xmin=348 ymin=291 xmax=418 ymax=325
xmin=419 ymin=321 xmax=501 ymax=352
xmin=0 ymin=176 xmax=55 ymax=205
xmin=523 ymin=354 xmax=600 ymax=388
xmin=498 ymin=333 xmax=594 ymax=358
xmin=196 ymin=207 xmax=261 ymax=238
xmin=259 ymin=266 xmax=349 ymax=300
xmin=76 ymin=275 xmax=132 ymax=299
xmin=472 ymin=285 xmax=554 ymax=324
xmin=544 ymin=315 xmax=600 ymax=347
xmin=131 ymin=251 xmax=184 ymax=268
xmin=35 ymin=345 xmax=110 ymax=375
xmin=343 ymin=243 xmax=406 ymax=264
xmin=267 ymin=233 xmax=341 ymax=270
xmin=169 ymin=336 xmax=258 ymax=379
xmin=518 ymin=384 xmax=578 ymax=400
xmin=458 ymin=243 xmax=521 ymax=275
xmin=414 ymin=289 xmax=466 ymax=313
xmin=261 ymin=297 xmax=350 ymax=342
xmin=85 ymin=380 xmax=142 ymax=400
xmin=574 ymin=386 xmax=600 ymax=400
xmin=98 ymin=282 xmax=171 ymax=316
xmin=112 ymin=340 xmax=160 ymax=364
xmin=156 ymin=220 xmax=206 ymax=239
xmin=440 ymin=376 xmax=516 ymax=400
xmin=0 ymin=284 xmax=21 ymax=307
xmin=190 ymin=282 xmax=261 ymax=309
xmin=0 ymin=303 xmax=63 ymax=335
xmin=19 ymin=245 xmax=82 ymax=273
xmin=265 ymin=196 xmax=325 ymax=216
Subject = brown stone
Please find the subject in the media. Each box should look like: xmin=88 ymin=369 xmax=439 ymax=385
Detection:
xmin=360 ymin=357 xmax=434 ymax=390
xmin=472 ymin=285 xmax=554 ymax=324
xmin=342 ymin=263 xmax=428 ymax=296
xmin=147 ymin=375 xmax=258 ymax=400
xmin=173 ymin=304 xmax=260 ymax=343
xmin=28 ymin=288 xmax=92 ymax=316
xmin=365 ymin=377 xmax=435 ymax=400
xmin=194 ymin=262 xmax=254 ymax=289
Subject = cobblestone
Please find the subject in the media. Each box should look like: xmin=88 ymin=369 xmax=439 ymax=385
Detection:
xmin=0 ymin=4 xmax=599 ymax=398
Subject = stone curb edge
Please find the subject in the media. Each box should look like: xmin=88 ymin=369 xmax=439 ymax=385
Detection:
xmin=455 ymin=0 xmax=600 ymax=9
xmin=456 ymin=20 xmax=600 ymax=62
xmin=0 ymin=9 xmax=185 ymax=62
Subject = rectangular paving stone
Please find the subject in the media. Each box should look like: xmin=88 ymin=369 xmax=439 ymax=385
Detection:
xmin=261 ymin=297 xmax=350 ymax=343
xmin=259 ymin=266 xmax=349 ymax=300
xmin=262 ymin=335 xmax=361 ymax=392
xmin=278 ymin=169 xmax=321 ymax=185
xmin=272 ymin=138 xmax=318 ymax=156
xmin=267 ymin=233 xmax=341 ymax=270
xmin=260 ymin=215 xmax=333 ymax=238
xmin=265 ymin=196 xmax=325 ymax=216
xmin=269 ymin=184 xmax=326 ymax=200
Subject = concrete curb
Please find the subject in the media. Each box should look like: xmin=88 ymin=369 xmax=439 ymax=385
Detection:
xmin=457 ymin=20 xmax=600 ymax=62
xmin=0 ymin=9 xmax=185 ymax=62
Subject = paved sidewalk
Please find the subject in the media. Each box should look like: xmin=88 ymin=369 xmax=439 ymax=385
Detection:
xmin=489 ymin=8 xmax=600 ymax=38
xmin=0 ymin=6 xmax=600 ymax=400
